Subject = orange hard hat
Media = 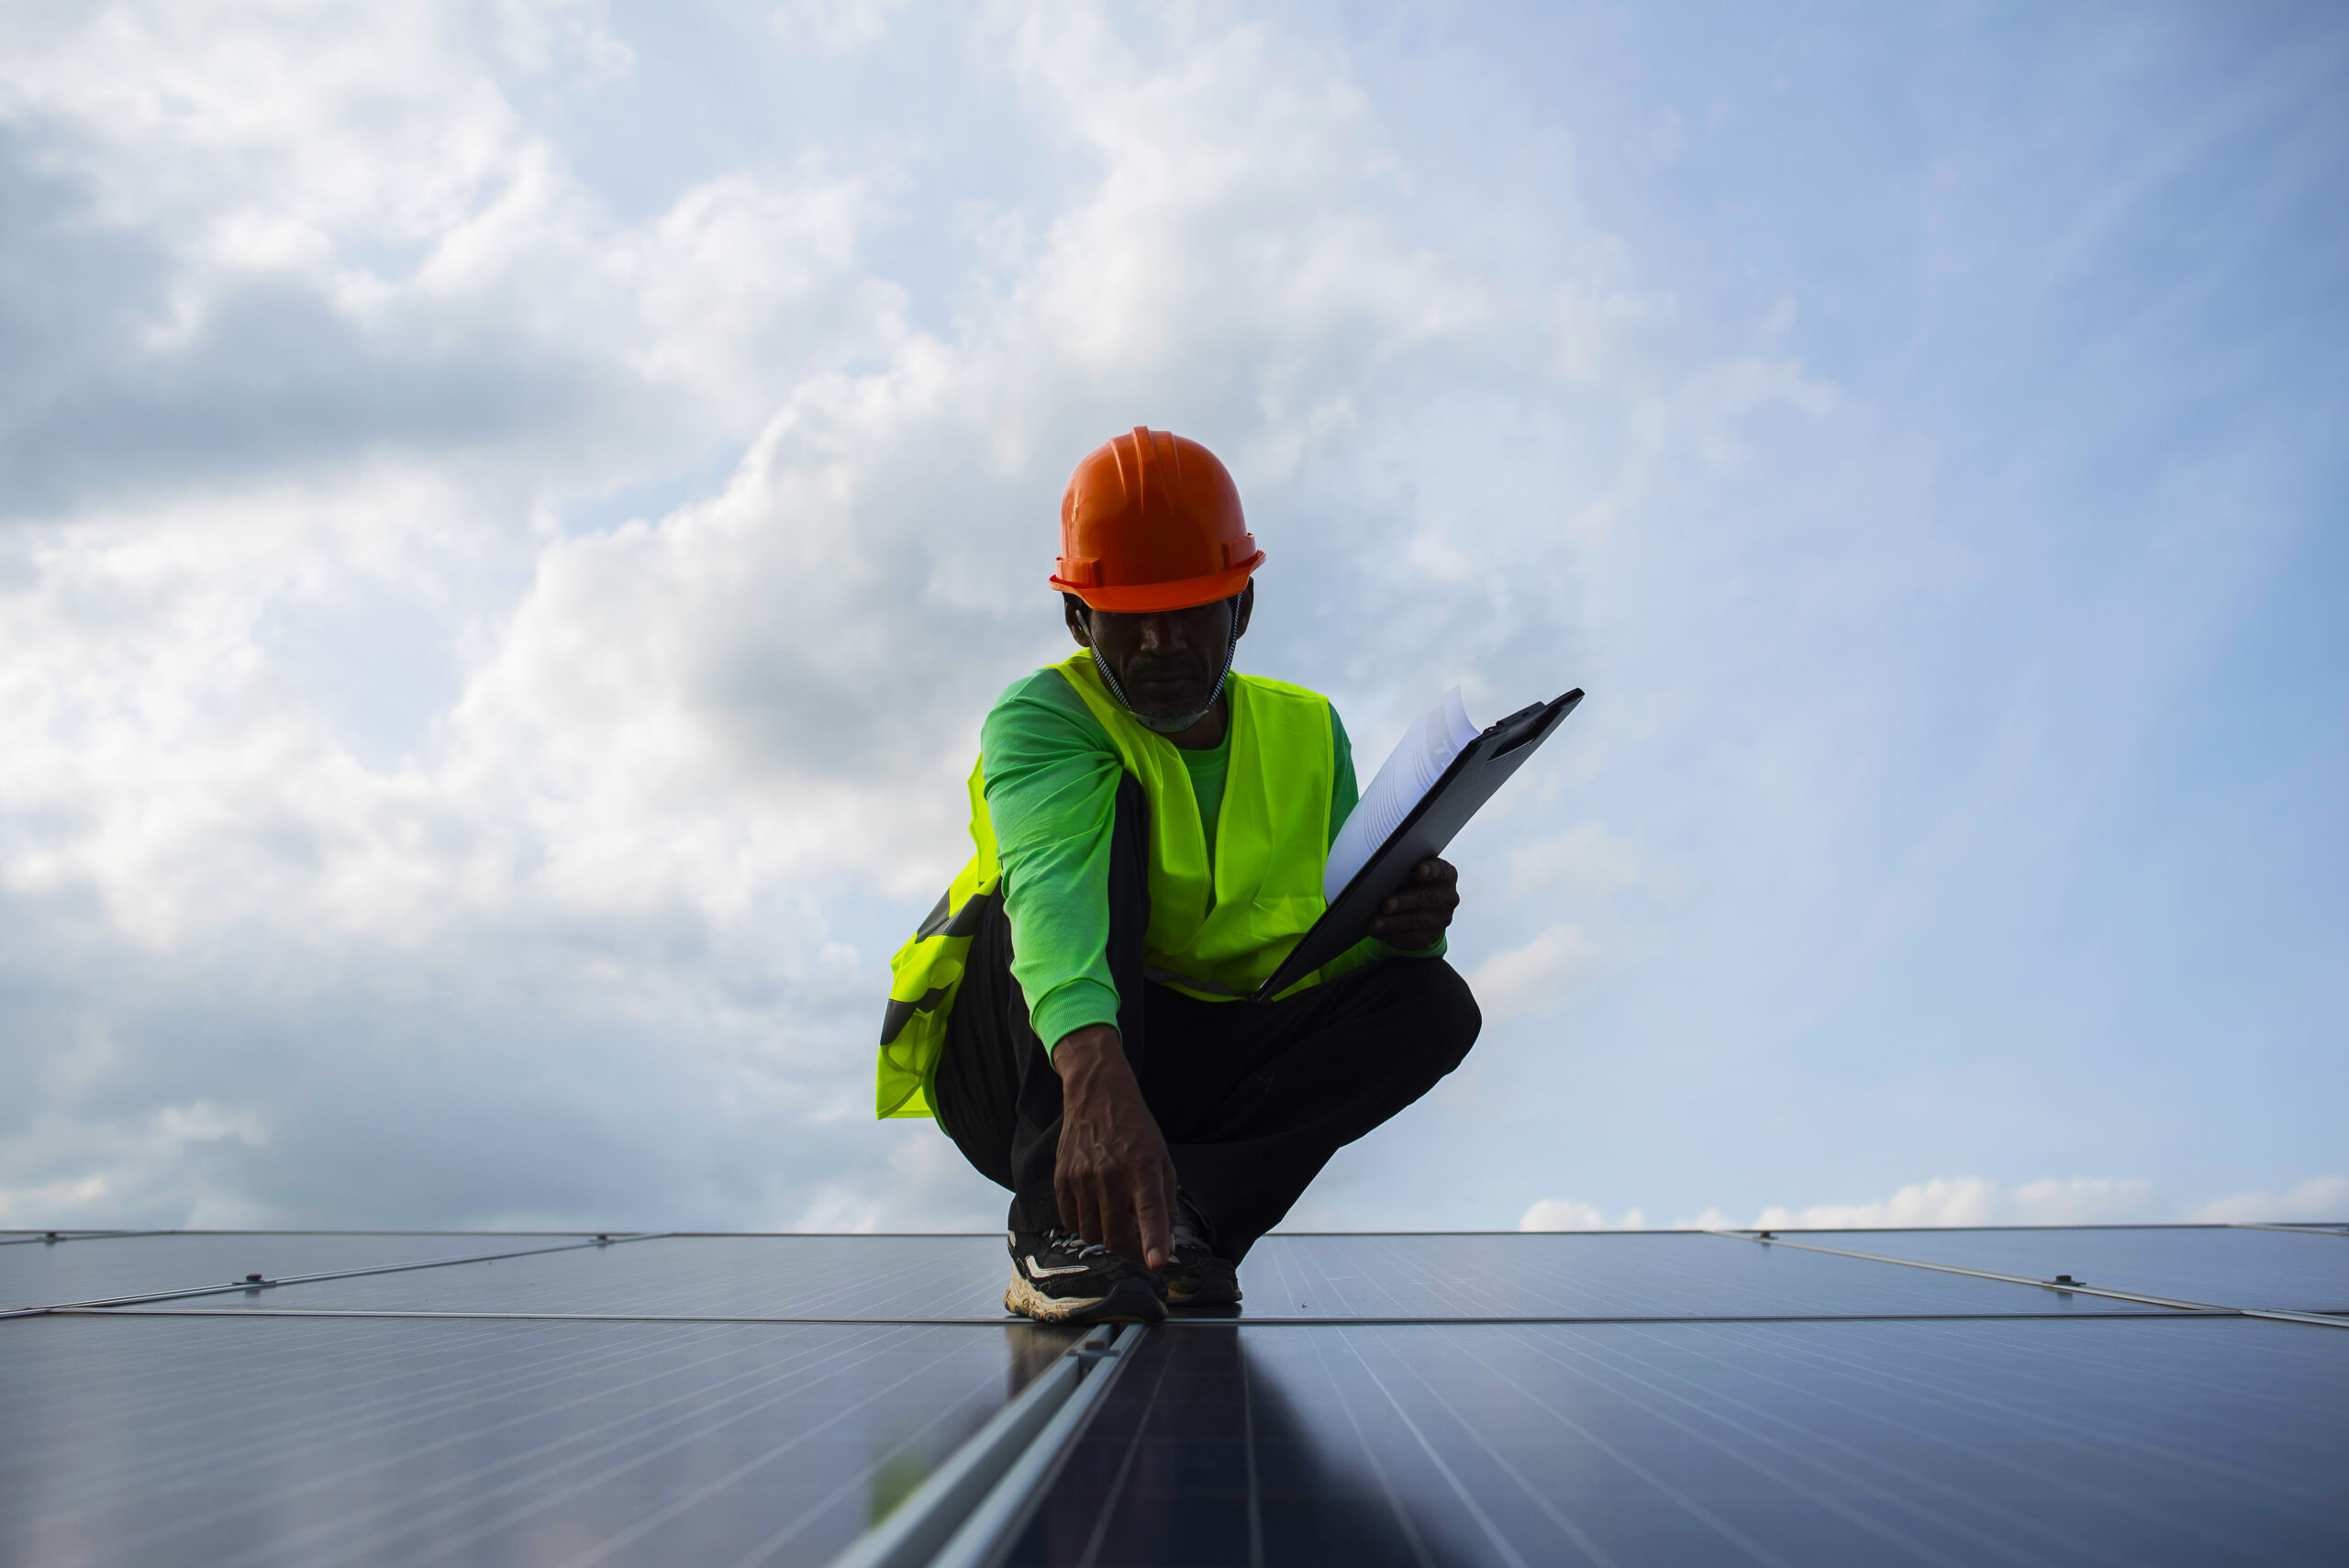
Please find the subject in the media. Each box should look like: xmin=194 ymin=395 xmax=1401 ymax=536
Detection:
xmin=1051 ymin=428 xmax=1264 ymax=613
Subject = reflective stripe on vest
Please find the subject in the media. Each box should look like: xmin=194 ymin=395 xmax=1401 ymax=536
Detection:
xmin=874 ymin=757 xmax=998 ymax=1118
xmin=874 ymin=655 xmax=1341 ymax=1120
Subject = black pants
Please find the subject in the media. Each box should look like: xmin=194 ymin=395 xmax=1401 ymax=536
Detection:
xmin=933 ymin=777 xmax=1482 ymax=1263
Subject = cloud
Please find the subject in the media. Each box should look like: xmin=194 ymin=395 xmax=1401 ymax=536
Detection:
xmin=3 ymin=3 xmax=2339 ymax=1236
xmin=0 ymin=1 xmax=1536 ymax=1229
xmin=2185 ymin=1176 xmax=2348 ymax=1225
xmin=1520 ymin=1197 xmax=1649 ymax=1231
xmin=0 ymin=4 xmax=896 ymax=518
xmin=1504 ymin=822 xmax=1651 ymax=902
xmin=772 ymin=0 xmax=907 ymax=52
xmin=1466 ymin=923 xmax=1601 ymax=1022
xmin=1750 ymin=1177 xmax=2158 ymax=1231
xmin=1519 ymin=1177 xmax=2349 ymax=1236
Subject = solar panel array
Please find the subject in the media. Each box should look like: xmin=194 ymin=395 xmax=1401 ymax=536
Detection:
xmin=3 ymin=1225 xmax=2343 ymax=1564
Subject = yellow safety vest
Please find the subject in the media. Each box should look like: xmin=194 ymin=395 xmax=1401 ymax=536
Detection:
xmin=876 ymin=651 xmax=1352 ymax=1118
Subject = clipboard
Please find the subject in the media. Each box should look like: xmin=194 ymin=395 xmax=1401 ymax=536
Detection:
xmin=1252 ymin=687 xmax=1585 ymax=1001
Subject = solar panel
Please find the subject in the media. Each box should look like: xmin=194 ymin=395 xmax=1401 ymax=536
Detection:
xmin=0 ymin=1231 xmax=596 ymax=1312
xmin=1775 ymin=1225 xmax=2349 ymax=1312
xmin=120 ymin=1232 xmax=2206 ymax=1324
xmin=1233 ymin=1232 xmax=2188 ymax=1319
xmin=0 ymin=1312 xmax=1076 ymax=1567
xmin=131 ymin=1234 xmax=1014 ymax=1320
xmin=1005 ymin=1318 xmax=2349 ymax=1566
xmin=5 ymin=1228 xmax=2341 ymax=1566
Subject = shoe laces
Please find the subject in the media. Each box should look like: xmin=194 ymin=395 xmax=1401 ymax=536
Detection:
xmin=1171 ymin=1193 xmax=1216 ymax=1258
xmin=1041 ymin=1228 xmax=1116 ymax=1261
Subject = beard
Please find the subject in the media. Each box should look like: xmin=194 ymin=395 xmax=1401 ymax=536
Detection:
xmin=1116 ymin=653 xmax=1215 ymax=718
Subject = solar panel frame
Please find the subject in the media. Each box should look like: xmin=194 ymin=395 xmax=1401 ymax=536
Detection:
xmin=100 ymin=1230 xmax=2205 ymax=1324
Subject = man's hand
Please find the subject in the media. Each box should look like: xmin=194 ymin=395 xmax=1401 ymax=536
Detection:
xmin=1052 ymin=1024 xmax=1177 ymax=1271
xmin=1366 ymin=857 xmax=1460 ymax=951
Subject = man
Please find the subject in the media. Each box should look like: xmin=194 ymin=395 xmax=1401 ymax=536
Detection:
xmin=878 ymin=427 xmax=1482 ymax=1324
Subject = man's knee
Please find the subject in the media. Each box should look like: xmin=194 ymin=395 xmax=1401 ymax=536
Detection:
xmin=1362 ymin=956 xmax=1480 ymax=1085
xmin=1419 ymin=958 xmax=1481 ymax=1073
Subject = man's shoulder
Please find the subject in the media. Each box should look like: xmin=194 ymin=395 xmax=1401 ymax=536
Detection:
xmin=990 ymin=663 xmax=1087 ymax=714
xmin=982 ymin=663 xmax=1109 ymax=762
xmin=1232 ymin=671 xmax=1332 ymax=712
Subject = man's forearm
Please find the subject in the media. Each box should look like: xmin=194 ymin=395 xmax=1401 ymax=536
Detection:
xmin=1050 ymin=1021 xmax=1175 ymax=1268
xmin=1052 ymin=1021 xmax=1126 ymax=1081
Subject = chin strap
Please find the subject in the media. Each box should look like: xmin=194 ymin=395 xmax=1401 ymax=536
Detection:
xmin=1090 ymin=603 xmax=1241 ymax=735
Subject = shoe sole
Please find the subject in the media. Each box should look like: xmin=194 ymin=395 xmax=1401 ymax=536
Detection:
xmin=1004 ymin=1273 xmax=1167 ymax=1325
xmin=1166 ymin=1272 xmax=1242 ymax=1311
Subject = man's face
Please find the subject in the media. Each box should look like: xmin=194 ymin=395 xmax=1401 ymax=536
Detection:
xmin=1067 ymin=585 xmax=1253 ymax=721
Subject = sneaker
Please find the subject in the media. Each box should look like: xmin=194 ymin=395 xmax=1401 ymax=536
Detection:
xmin=1004 ymin=1229 xmax=1167 ymax=1325
xmin=1161 ymin=1192 xmax=1241 ymax=1311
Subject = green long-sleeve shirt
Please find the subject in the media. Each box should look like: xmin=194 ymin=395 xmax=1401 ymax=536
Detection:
xmin=980 ymin=666 xmax=1438 ymax=1051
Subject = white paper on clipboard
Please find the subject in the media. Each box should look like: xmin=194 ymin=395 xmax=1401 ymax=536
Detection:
xmin=1323 ymin=687 xmax=1482 ymax=902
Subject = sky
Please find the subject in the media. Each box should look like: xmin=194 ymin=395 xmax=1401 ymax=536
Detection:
xmin=2 ymin=0 xmax=2343 ymax=1235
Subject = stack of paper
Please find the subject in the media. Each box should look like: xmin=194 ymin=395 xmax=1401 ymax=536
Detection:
xmin=1323 ymin=687 xmax=1481 ymax=903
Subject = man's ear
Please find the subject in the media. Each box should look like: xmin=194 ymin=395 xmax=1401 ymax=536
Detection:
xmin=1063 ymin=593 xmax=1095 ymax=648
xmin=1231 ymin=580 xmax=1255 ymax=640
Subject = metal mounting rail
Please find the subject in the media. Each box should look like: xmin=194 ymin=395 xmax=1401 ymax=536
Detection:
xmin=1708 ymin=1229 xmax=2349 ymax=1329
xmin=830 ymin=1321 xmax=1142 ymax=1568
xmin=2232 ymin=1221 xmax=2349 ymax=1238
xmin=1 ymin=1233 xmax=667 ymax=1318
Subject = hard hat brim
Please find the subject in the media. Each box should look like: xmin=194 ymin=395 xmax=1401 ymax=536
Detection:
xmin=1050 ymin=552 xmax=1264 ymax=614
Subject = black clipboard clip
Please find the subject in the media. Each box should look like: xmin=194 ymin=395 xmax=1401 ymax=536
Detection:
xmin=1252 ymin=688 xmax=1585 ymax=1001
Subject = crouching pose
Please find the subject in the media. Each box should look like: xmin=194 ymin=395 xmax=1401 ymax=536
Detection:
xmin=878 ymin=428 xmax=1482 ymax=1323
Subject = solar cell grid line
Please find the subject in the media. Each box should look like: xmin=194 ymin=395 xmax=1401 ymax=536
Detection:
xmin=1005 ymin=1326 xmax=1784 ymax=1568
xmin=1467 ymin=1322 xmax=2349 ymax=1563
xmin=2232 ymin=1222 xmax=2349 ymax=1238
xmin=826 ymin=1323 xmax=1130 ymax=1568
xmin=70 ymin=1302 xmax=2236 ymax=1333
xmin=12 ymin=1318 xmax=783 ymax=1528
xmin=999 ymin=1320 xmax=2349 ymax=1567
xmin=1663 ymin=1320 xmax=2349 ymax=1553
xmin=1744 ymin=1225 xmax=2349 ymax=1315
xmin=1258 ymin=1231 xmax=1713 ymax=1318
xmin=1351 ymin=1327 xmax=1846 ymax=1568
xmin=3 ymin=1314 xmax=1075 ymax=1568
xmin=1 ymin=1230 xmax=653 ymax=1314
xmin=20 ymin=1317 xmax=794 ymax=1514
xmin=1236 ymin=1323 xmax=1266 ymax=1568
xmin=15 ymin=1319 xmax=759 ymax=1525
xmin=1458 ymin=1324 xmax=2116 ymax=1567
xmin=234 ymin=1324 xmax=939 ymax=1565
xmin=1020 ymin=1325 xmax=1184 ymax=1568
xmin=1359 ymin=1338 xmax=1626 ymax=1568
xmin=1798 ymin=1309 xmax=2336 ymax=1416
xmin=49 ymin=1234 xmax=666 ymax=1311
xmin=1401 ymin=1325 xmax=2042 ymax=1568
xmin=923 ymin=1324 xmax=1146 ymax=1568
xmin=48 ymin=1230 xmax=2234 ymax=1326
xmin=299 ymin=1324 xmax=1014 ymax=1568
xmin=1233 ymin=1230 xmax=2190 ymax=1319
xmin=129 ymin=1234 xmax=1015 ymax=1321
xmin=495 ymin=1329 xmax=1080 ymax=1568
xmin=1709 ymin=1229 xmax=2349 ymax=1325
xmin=1919 ymin=1319 xmax=2344 ymax=1464
xmin=1301 ymin=1326 xmax=1470 ymax=1568
xmin=1311 ymin=1328 xmax=1566 ymax=1568
xmin=1622 ymin=1318 xmax=2312 ymax=1541
xmin=1635 ymin=1319 xmax=2343 ymax=1520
